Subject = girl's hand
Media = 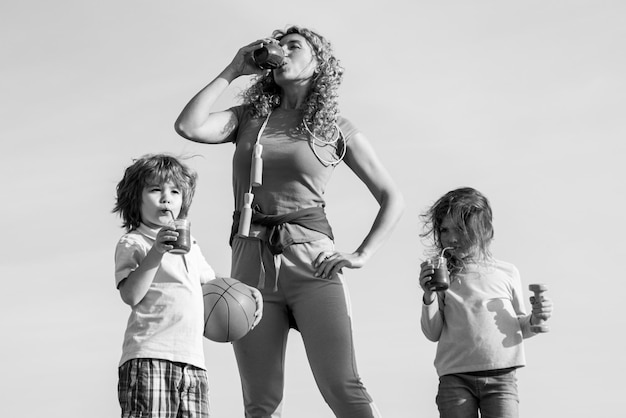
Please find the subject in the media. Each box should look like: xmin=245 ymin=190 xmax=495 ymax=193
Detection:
xmin=530 ymin=294 xmax=553 ymax=323
xmin=419 ymin=260 xmax=436 ymax=303
xmin=248 ymin=286 xmax=264 ymax=329
xmin=154 ymin=225 xmax=177 ymax=254
xmin=313 ymin=251 xmax=366 ymax=280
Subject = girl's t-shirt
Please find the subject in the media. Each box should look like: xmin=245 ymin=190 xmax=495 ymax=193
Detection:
xmin=421 ymin=259 xmax=535 ymax=377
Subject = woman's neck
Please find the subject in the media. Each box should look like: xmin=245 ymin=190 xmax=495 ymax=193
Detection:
xmin=279 ymin=82 xmax=311 ymax=110
xmin=280 ymin=95 xmax=306 ymax=110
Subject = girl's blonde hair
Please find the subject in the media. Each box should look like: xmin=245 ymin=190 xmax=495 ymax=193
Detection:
xmin=241 ymin=25 xmax=344 ymax=142
xmin=420 ymin=187 xmax=494 ymax=269
xmin=113 ymin=154 xmax=197 ymax=231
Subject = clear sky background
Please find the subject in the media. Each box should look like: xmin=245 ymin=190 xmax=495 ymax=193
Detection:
xmin=2 ymin=1 xmax=624 ymax=417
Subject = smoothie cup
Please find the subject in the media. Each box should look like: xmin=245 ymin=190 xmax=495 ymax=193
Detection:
xmin=426 ymin=255 xmax=450 ymax=291
xmin=169 ymin=218 xmax=191 ymax=255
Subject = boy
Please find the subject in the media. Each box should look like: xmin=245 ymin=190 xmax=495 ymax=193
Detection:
xmin=113 ymin=154 xmax=261 ymax=417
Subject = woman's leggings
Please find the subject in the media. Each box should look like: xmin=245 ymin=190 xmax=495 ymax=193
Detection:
xmin=231 ymin=235 xmax=381 ymax=418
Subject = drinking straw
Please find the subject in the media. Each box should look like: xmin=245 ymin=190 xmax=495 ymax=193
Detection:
xmin=437 ymin=247 xmax=454 ymax=268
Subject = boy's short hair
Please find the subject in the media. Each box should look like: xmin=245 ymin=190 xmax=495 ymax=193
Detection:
xmin=421 ymin=187 xmax=494 ymax=262
xmin=113 ymin=154 xmax=197 ymax=231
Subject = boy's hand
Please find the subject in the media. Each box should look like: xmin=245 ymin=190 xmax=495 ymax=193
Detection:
xmin=530 ymin=294 xmax=553 ymax=324
xmin=248 ymin=286 xmax=264 ymax=329
xmin=419 ymin=260 xmax=436 ymax=304
xmin=154 ymin=225 xmax=178 ymax=254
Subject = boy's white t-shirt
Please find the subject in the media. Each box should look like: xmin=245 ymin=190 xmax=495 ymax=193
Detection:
xmin=115 ymin=223 xmax=215 ymax=369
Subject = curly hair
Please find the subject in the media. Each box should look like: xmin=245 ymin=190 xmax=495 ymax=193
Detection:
xmin=241 ymin=25 xmax=344 ymax=142
xmin=113 ymin=154 xmax=197 ymax=231
xmin=420 ymin=187 xmax=494 ymax=269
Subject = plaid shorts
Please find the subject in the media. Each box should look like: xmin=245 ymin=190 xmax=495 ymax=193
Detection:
xmin=118 ymin=358 xmax=210 ymax=418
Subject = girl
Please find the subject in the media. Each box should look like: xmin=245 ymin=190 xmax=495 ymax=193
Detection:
xmin=418 ymin=187 xmax=553 ymax=418
xmin=175 ymin=26 xmax=404 ymax=418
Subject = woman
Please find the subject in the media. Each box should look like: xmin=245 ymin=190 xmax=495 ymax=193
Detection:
xmin=175 ymin=25 xmax=404 ymax=418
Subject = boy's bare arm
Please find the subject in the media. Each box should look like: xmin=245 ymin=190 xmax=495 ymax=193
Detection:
xmin=118 ymin=226 xmax=177 ymax=306
xmin=118 ymin=247 xmax=164 ymax=306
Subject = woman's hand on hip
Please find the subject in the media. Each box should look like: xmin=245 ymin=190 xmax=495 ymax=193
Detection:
xmin=313 ymin=250 xmax=367 ymax=280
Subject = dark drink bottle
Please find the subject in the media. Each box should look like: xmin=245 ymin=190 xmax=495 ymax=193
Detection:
xmin=253 ymin=43 xmax=285 ymax=70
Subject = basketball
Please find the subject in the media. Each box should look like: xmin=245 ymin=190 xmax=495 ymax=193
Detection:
xmin=203 ymin=277 xmax=258 ymax=343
